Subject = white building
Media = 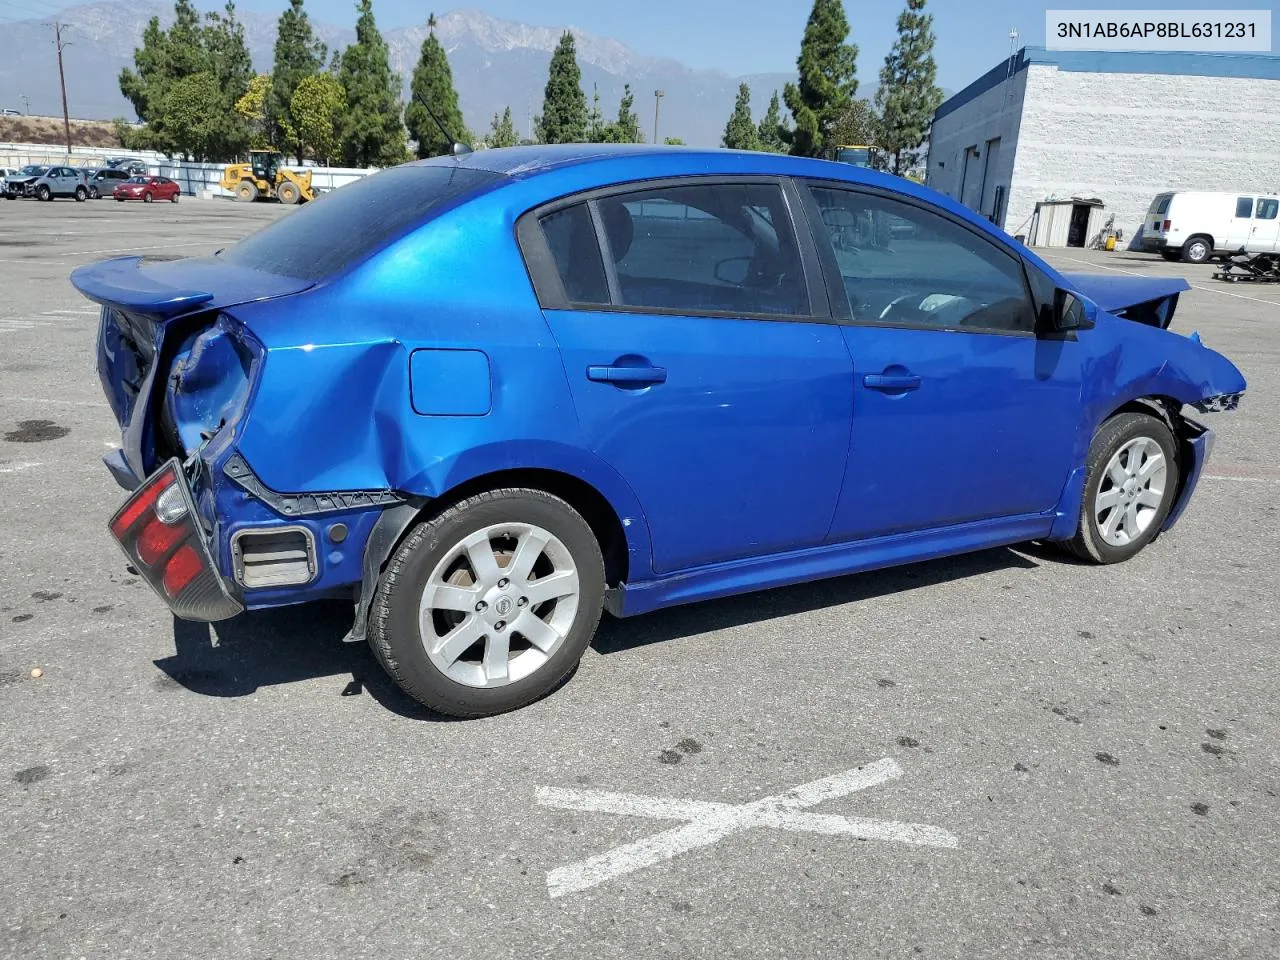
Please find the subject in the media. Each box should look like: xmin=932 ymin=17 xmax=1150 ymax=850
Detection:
xmin=926 ymin=47 xmax=1280 ymax=249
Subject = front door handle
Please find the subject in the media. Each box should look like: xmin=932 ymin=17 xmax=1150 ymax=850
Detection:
xmin=587 ymin=364 xmax=667 ymax=385
xmin=863 ymin=373 xmax=921 ymax=392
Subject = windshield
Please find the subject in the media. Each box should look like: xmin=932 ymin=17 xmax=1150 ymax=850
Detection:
xmin=835 ymin=147 xmax=873 ymax=167
xmin=218 ymin=164 xmax=504 ymax=281
xmin=18 ymin=165 xmax=47 ymax=176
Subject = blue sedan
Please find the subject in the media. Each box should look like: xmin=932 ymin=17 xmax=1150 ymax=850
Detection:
xmin=72 ymin=145 xmax=1246 ymax=717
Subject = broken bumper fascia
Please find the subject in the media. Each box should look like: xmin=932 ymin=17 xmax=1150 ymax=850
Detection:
xmin=1162 ymin=416 xmax=1214 ymax=531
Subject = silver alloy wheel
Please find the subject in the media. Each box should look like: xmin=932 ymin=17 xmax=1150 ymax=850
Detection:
xmin=1186 ymin=239 xmax=1209 ymax=262
xmin=419 ymin=522 xmax=580 ymax=688
xmin=1094 ymin=437 xmax=1167 ymax=546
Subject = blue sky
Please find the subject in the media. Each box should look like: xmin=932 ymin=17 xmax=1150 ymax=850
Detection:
xmin=229 ymin=0 xmax=1275 ymax=87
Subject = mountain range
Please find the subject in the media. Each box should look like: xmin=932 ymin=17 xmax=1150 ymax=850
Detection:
xmin=0 ymin=3 xmax=861 ymax=147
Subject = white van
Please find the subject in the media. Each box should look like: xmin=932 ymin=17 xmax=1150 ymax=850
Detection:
xmin=1142 ymin=191 xmax=1280 ymax=263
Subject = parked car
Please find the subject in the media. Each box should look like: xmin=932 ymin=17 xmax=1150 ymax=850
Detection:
xmin=31 ymin=166 xmax=87 ymax=201
xmin=86 ymin=167 xmax=132 ymax=199
xmin=1142 ymin=191 xmax=1280 ymax=263
xmin=72 ymin=146 xmax=1246 ymax=717
xmin=113 ymin=175 xmax=181 ymax=203
xmin=104 ymin=157 xmax=149 ymax=175
xmin=3 ymin=164 xmax=49 ymax=198
xmin=0 ymin=108 xmax=20 ymax=116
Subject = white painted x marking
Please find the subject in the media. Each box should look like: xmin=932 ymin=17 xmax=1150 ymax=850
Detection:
xmin=537 ymin=757 xmax=957 ymax=898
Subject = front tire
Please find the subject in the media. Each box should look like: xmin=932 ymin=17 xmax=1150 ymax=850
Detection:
xmin=1065 ymin=412 xmax=1179 ymax=564
xmin=36 ymin=185 xmax=50 ymax=201
xmin=369 ymin=489 xmax=605 ymax=717
xmin=74 ymin=186 xmax=86 ymax=202
xmin=143 ymin=191 xmax=153 ymax=203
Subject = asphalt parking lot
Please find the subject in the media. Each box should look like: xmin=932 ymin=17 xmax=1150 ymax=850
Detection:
xmin=2 ymin=198 xmax=1278 ymax=959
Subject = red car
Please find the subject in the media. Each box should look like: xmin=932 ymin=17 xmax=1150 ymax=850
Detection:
xmin=113 ymin=176 xmax=181 ymax=203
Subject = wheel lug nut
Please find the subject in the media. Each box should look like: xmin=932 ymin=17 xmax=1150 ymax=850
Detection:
xmin=475 ymin=601 xmax=486 ymax=612
xmin=498 ymin=578 xmax=509 ymax=588
xmin=494 ymin=620 xmax=506 ymax=631
xmin=518 ymin=597 xmax=528 ymax=607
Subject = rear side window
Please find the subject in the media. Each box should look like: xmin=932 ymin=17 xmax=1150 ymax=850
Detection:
xmin=1256 ymin=198 xmax=1278 ymax=220
xmin=1235 ymin=197 xmax=1254 ymax=218
xmin=219 ymin=164 xmax=503 ymax=281
xmin=1151 ymin=194 xmax=1172 ymax=215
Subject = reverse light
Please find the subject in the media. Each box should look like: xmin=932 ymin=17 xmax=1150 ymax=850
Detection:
xmin=108 ymin=458 xmax=242 ymax=621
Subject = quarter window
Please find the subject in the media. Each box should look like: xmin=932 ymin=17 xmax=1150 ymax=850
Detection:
xmin=1256 ymin=198 xmax=1278 ymax=220
xmin=1235 ymin=197 xmax=1254 ymax=218
xmin=807 ymin=185 xmax=1036 ymax=334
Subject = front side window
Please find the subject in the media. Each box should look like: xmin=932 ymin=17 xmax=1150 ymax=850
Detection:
xmin=1235 ymin=197 xmax=1254 ymax=218
xmin=808 ymin=184 xmax=1035 ymax=334
xmin=1256 ymin=198 xmax=1278 ymax=220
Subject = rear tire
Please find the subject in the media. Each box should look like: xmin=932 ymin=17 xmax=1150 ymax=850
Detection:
xmin=235 ymin=180 xmax=257 ymax=202
xmin=89 ymin=186 xmax=99 ymax=200
xmin=170 ymin=193 xmax=179 ymax=203
xmin=143 ymin=191 xmax=153 ymax=203
xmin=1064 ymin=412 xmax=1179 ymax=564
xmin=369 ymin=488 xmax=606 ymax=717
xmin=1182 ymin=235 xmax=1212 ymax=264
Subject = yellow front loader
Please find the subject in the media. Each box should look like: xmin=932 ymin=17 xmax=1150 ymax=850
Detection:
xmin=220 ymin=149 xmax=314 ymax=204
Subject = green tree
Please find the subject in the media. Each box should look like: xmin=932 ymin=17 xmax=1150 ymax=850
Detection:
xmin=271 ymin=0 xmax=327 ymax=161
xmin=160 ymin=72 xmax=223 ymax=160
xmin=757 ymin=90 xmax=788 ymax=153
xmin=534 ymin=32 xmax=587 ymax=144
xmin=485 ymin=106 xmax=519 ymax=148
xmin=587 ymin=82 xmax=604 ymax=142
xmin=235 ymin=73 xmax=274 ymax=148
xmin=404 ymin=13 xmax=471 ymax=158
xmin=291 ymin=73 xmax=345 ymax=163
xmin=600 ymin=84 xmax=644 ymax=143
xmin=663 ymin=137 xmax=685 ymax=145
xmin=829 ymin=98 xmax=881 ymax=152
xmin=875 ymin=0 xmax=942 ymax=174
xmin=722 ymin=82 xmax=760 ymax=150
xmin=337 ymin=0 xmax=407 ymax=167
xmin=783 ymin=0 xmax=858 ymax=157
xmin=117 ymin=0 xmax=250 ymax=160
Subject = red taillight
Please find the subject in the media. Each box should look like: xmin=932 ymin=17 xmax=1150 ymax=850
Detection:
xmin=162 ymin=545 xmax=203 ymax=598
xmin=1163 ymin=219 xmax=1171 ymax=231
xmin=136 ymin=515 xmax=186 ymax=566
xmin=110 ymin=471 xmax=174 ymax=539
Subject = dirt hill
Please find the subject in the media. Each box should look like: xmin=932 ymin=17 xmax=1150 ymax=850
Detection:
xmin=0 ymin=115 xmax=123 ymax=148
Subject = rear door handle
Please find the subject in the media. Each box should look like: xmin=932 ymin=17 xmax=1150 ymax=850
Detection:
xmin=863 ymin=373 xmax=921 ymax=392
xmin=587 ymin=364 xmax=667 ymax=385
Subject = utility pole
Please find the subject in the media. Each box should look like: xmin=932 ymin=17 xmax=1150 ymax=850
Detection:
xmin=48 ymin=22 xmax=72 ymax=157
xmin=653 ymin=89 xmax=664 ymax=145
xmin=20 ymin=95 xmax=31 ymax=115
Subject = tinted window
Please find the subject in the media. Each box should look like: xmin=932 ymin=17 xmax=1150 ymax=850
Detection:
xmin=540 ymin=204 xmax=609 ymax=304
xmin=1256 ymin=198 xmax=1278 ymax=220
xmin=591 ymin=182 xmax=808 ymax=317
xmin=1236 ymin=197 xmax=1254 ymax=218
xmin=219 ymin=165 xmax=502 ymax=281
xmin=809 ymin=185 xmax=1035 ymax=333
xmin=1152 ymin=194 xmax=1172 ymax=215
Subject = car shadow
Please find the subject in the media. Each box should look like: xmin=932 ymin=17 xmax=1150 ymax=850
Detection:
xmin=153 ymin=545 xmax=1047 ymax=714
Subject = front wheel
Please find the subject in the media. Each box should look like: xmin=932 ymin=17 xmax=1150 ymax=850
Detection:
xmin=369 ymin=489 xmax=605 ymax=717
xmin=36 ymin=185 xmax=50 ymax=201
xmin=1064 ymin=412 xmax=1179 ymax=564
xmin=143 ymin=192 xmax=153 ymax=203
xmin=74 ymin=186 xmax=86 ymax=202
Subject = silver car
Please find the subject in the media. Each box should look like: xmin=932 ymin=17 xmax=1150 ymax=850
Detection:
xmin=3 ymin=165 xmax=49 ymax=198
xmin=30 ymin=166 xmax=88 ymax=202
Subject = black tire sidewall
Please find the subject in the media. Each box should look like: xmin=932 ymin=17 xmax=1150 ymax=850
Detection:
xmin=1078 ymin=413 xmax=1179 ymax=563
xmin=372 ymin=491 xmax=605 ymax=717
xmin=1182 ymin=237 xmax=1211 ymax=263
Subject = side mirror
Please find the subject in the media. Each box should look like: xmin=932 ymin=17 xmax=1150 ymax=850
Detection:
xmin=1053 ymin=289 xmax=1093 ymax=332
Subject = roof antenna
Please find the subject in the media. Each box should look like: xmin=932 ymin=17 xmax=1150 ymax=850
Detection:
xmin=414 ymin=92 xmax=472 ymax=156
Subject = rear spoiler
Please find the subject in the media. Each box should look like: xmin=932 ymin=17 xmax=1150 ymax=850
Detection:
xmin=71 ymin=256 xmax=214 ymax=319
